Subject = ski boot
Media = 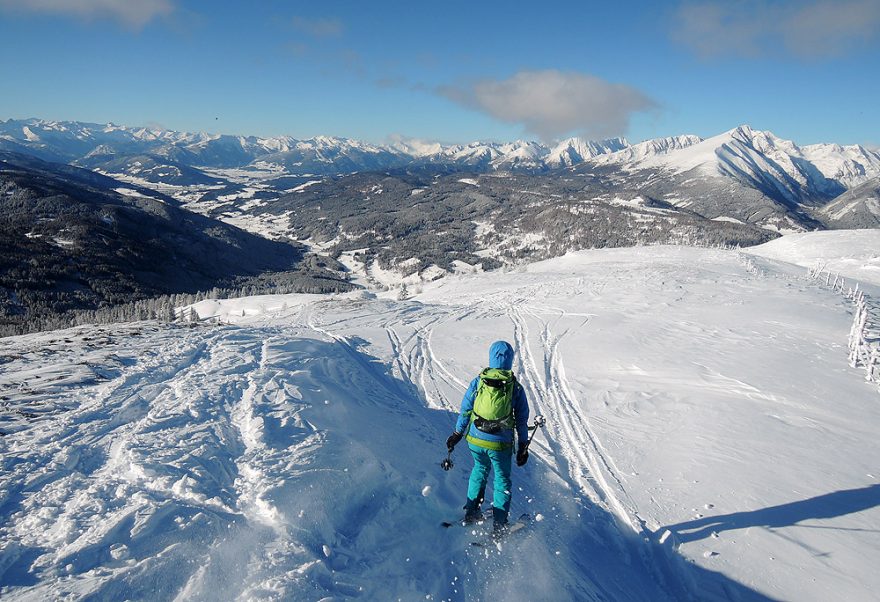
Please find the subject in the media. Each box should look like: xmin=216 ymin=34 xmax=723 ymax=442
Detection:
xmin=491 ymin=507 xmax=509 ymax=541
xmin=463 ymin=498 xmax=482 ymax=524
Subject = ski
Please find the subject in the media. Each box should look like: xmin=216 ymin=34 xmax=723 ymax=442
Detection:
xmin=469 ymin=513 xmax=532 ymax=547
xmin=442 ymin=509 xmax=493 ymax=529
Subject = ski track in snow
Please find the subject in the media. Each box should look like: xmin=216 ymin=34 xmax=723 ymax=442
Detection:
xmin=0 ymin=270 xmax=760 ymax=601
xmin=4 ymin=241 xmax=880 ymax=600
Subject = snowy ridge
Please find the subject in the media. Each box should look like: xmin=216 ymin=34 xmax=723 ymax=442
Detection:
xmin=590 ymin=134 xmax=703 ymax=166
xmin=545 ymin=136 xmax=629 ymax=167
xmin=6 ymin=118 xmax=878 ymax=192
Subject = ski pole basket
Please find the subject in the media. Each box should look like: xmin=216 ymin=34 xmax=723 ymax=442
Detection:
xmin=526 ymin=414 xmax=546 ymax=447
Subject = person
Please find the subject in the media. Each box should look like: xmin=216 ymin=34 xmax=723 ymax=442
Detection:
xmin=445 ymin=340 xmax=530 ymax=535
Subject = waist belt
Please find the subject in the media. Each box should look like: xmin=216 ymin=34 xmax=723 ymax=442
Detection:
xmin=473 ymin=415 xmax=508 ymax=434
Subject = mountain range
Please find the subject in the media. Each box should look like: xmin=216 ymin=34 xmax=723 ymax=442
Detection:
xmin=3 ymin=118 xmax=877 ymax=184
xmin=3 ymin=118 xmax=879 ymax=229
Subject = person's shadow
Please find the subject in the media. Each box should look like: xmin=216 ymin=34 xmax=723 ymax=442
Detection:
xmin=663 ymin=483 xmax=880 ymax=544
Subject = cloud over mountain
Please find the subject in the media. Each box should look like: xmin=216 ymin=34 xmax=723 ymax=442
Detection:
xmin=438 ymin=69 xmax=656 ymax=141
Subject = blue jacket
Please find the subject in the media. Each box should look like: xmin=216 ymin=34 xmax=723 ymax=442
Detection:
xmin=454 ymin=341 xmax=530 ymax=449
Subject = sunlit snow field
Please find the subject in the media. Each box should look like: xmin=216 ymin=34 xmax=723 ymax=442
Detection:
xmin=1 ymin=232 xmax=879 ymax=601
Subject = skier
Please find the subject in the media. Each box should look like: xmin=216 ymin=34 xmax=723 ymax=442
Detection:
xmin=445 ymin=340 xmax=530 ymax=535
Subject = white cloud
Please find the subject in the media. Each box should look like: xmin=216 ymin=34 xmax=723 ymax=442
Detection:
xmin=439 ymin=70 xmax=655 ymax=141
xmin=673 ymin=1 xmax=880 ymax=59
xmin=782 ymin=1 xmax=880 ymax=57
xmin=291 ymin=16 xmax=344 ymax=38
xmin=0 ymin=0 xmax=174 ymax=28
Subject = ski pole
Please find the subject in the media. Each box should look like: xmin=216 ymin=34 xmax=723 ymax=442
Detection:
xmin=440 ymin=449 xmax=454 ymax=471
xmin=524 ymin=414 xmax=546 ymax=449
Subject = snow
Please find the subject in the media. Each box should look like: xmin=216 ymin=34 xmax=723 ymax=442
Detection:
xmin=457 ymin=178 xmax=479 ymax=187
xmin=2 ymin=235 xmax=879 ymax=601
xmin=800 ymin=144 xmax=880 ymax=188
xmin=607 ymin=196 xmax=673 ymax=214
xmin=21 ymin=126 xmax=39 ymax=142
xmin=636 ymin=126 xmax=778 ymax=179
xmin=546 ymin=137 xmax=629 ymax=167
xmin=216 ymin=210 xmax=295 ymax=242
xmin=288 ymin=180 xmax=322 ymax=193
xmin=589 ymin=135 xmax=702 ymax=167
xmin=746 ymin=230 xmax=880 ymax=287
xmin=113 ymin=187 xmax=152 ymax=199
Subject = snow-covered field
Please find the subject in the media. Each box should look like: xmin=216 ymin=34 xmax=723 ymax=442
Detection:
xmin=745 ymin=230 xmax=880 ymax=286
xmin=2 ymin=234 xmax=879 ymax=601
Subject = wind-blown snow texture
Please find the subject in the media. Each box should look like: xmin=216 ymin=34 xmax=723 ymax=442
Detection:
xmin=2 ymin=234 xmax=879 ymax=601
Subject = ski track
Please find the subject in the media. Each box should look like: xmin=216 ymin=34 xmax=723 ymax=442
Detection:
xmin=347 ymin=281 xmax=696 ymax=600
xmin=2 ymin=263 xmax=795 ymax=601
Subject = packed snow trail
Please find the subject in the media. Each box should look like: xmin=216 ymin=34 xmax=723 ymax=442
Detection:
xmin=1 ymin=304 xmax=751 ymax=600
xmin=3 ymin=241 xmax=880 ymax=600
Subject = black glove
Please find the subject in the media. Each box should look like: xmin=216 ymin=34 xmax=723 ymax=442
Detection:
xmin=516 ymin=444 xmax=529 ymax=466
xmin=446 ymin=431 xmax=463 ymax=451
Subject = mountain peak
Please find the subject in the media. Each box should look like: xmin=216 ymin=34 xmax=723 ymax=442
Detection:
xmin=732 ymin=124 xmax=755 ymax=136
xmin=546 ymin=136 xmax=629 ymax=166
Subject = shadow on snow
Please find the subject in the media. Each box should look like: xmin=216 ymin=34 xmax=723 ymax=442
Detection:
xmin=664 ymin=484 xmax=880 ymax=545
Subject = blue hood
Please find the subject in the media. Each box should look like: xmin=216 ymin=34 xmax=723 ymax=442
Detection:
xmin=489 ymin=341 xmax=514 ymax=370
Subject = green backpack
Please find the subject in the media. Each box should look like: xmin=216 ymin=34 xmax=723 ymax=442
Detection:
xmin=471 ymin=368 xmax=516 ymax=434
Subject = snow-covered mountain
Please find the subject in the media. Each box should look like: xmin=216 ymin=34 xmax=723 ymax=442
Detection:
xmin=545 ymin=136 xmax=629 ymax=167
xmin=254 ymin=136 xmax=410 ymax=174
xmin=800 ymin=143 xmax=880 ymax=188
xmin=818 ymin=176 xmax=880 ymax=229
xmin=3 ymin=119 xmax=879 ymax=195
xmin=619 ymin=126 xmax=839 ymax=202
xmin=590 ymin=134 xmax=703 ymax=166
xmin=73 ymin=152 xmax=224 ymax=186
xmin=5 ymin=117 xmax=880 ymax=235
xmin=2 ymin=232 xmax=879 ymax=600
xmin=562 ymin=125 xmax=880 ymax=232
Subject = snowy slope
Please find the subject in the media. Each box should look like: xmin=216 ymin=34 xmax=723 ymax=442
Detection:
xmin=2 ymin=238 xmax=879 ymax=601
xmin=817 ymin=177 xmax=880 ymax=230
xmin=746 ymin=229 xmax=880 ymax=286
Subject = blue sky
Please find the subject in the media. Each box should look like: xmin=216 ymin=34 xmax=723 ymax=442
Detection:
xmin=1 ymin=0 xmax=878 ymax=146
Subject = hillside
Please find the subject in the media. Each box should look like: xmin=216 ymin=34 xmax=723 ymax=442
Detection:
xmin=1 ymin=233 xmax=878 ymax=600
xmin=243 ymin=171 xmax=777 ymax=279
xmin=818 ymin=177 xmax=880 ymax=230
xmin=0 ymin=152 xmax=334 ymax=333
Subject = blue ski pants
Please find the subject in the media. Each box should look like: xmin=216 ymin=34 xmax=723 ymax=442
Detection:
xmin=467 ymin=443 xmax=512 ymax=513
